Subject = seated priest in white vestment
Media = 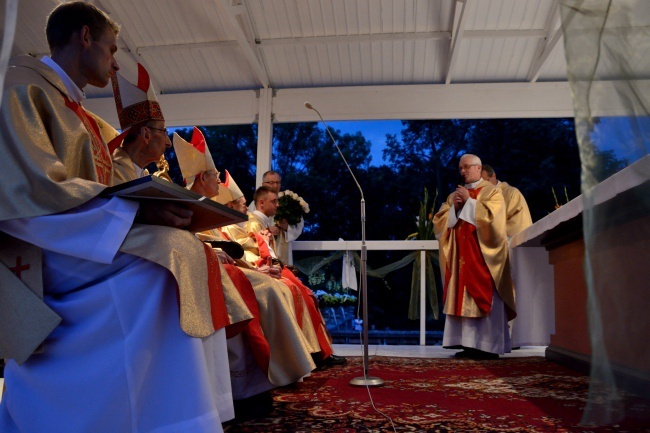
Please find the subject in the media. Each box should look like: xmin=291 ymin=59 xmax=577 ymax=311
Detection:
xmin=0 ymin=5 xmax=243 ymax=431
xmin=173 ymin=129 xmax=317 ymax=413
xmin=433 ymin=154 xmax=516 ymax=360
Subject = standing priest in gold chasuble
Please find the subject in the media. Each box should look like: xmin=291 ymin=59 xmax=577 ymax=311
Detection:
xmin=433 ymin=154 xmax=516 ymax=360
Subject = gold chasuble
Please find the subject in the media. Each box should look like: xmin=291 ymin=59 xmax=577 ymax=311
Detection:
xmin=222 ymin=222 xmax=327 ymax=356
xmin=197 ymin=228 xmax=319 ymax=384
xmin=108 ymin=146 xmax=252 ymax=340
xmin=0 ymin=56 xmax=249 ymax=363
xmin=499 ymin=182 xmax=533 ymax=238
xmin=433 ymin=179 xmax=516 ymax=321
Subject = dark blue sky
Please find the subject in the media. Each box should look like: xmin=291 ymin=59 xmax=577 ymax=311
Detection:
xmin=172 ymin=119 xmax=404 ymax=167
xmin=320 ymin=120 xmax=403 ymax=167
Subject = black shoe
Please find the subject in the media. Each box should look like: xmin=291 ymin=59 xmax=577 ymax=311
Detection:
xmin=324 ymin=354 xmax=347 ymax=366
xmin=232 ymin=391 xmax=274 ymax=421
xmin=468 ymin=349 xmax=499 ymax=360
xmin=453 ymin=350 xmax=472 ymax=359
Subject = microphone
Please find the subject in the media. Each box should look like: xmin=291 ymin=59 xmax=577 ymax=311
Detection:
xmin=304 ymin=102 xmax=364 ymax=200
xmin=304 ymin=102 xmax=383 ymax=387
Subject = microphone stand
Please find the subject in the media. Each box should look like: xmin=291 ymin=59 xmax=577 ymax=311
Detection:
xmin=305 ymin=103 xmax=384 ymax=387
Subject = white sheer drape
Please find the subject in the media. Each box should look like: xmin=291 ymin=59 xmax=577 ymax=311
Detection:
xmin=561 ymin=0 xmax=650 ymax=425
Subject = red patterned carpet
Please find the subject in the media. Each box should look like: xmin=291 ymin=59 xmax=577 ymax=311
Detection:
xmin=224 ymin=356 xmax=650 ymax=432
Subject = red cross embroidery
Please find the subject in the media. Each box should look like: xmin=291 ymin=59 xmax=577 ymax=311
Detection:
xmin=10 ymin=256 xmax=30 ymax=279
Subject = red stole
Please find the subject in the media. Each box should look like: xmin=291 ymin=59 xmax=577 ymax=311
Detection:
xmin=251 ymin=232 xmax=305 ymax=331
xmin=443 ymin=187 xmax=495 ymax=316
xmin=63 ymin=97 xmax=112 ymax=185
xmin=202 ymin=243 xmax=231 ymax=331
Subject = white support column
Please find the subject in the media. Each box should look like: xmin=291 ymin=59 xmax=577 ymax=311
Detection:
xmin=256 ymin=88 xmax=274 ymax=186
xmin=420 ymin=250 xmax=427 ymax=346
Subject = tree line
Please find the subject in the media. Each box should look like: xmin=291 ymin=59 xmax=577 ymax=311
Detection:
xmin=161 ymin=119 xmax=626 ymax=331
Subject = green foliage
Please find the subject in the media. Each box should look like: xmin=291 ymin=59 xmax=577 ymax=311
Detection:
xmin=406 ymin=187 xmax=437 ymax=241
xmin=309 ymin=270 xmax=358 ymax=307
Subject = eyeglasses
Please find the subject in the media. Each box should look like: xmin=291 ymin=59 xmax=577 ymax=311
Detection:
xmin=263 ymin=181 xmax=281 ymax=185
xmin=205 ymin=170 xmax=221 ymax=179
xmin=458 ymin=164 xmax=478 ymax=172
xmin=147 ymin=125 xmax=169 ymax=135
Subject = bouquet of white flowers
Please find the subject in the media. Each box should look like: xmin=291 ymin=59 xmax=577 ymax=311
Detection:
xmin=275 ymin=190 xmax=309 ymax=225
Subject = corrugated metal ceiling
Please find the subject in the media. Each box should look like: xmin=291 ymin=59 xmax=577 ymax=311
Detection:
xmin=5 ymin=0 xmax=567 ymax=97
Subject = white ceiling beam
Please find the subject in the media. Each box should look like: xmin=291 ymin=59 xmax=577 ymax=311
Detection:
xmin=277 ymin=82 xmax=575 ymax=122
xmin=215 ymin=0 xmax=270 ymax=88
xmin=527 ymin=27 xmax=563 ymax=83
xmin=466 ymin=29 xmax=546 ymax=39
xmin=259 ymin=30 xmax=546 ymax=46
xmin=445 ymin=0 xmax=468 ymax=85
xmin=84 ymin=88 xmax=259 ymax=128
xmin=84 ymin=80 xmax=588 ymax=127
xmin=527 ymin=0 xmax=562 ymax=82
xmin=137 ymin=40 xmax=239 ymax=54
xmin=259 ymin=31 xmax=450 ymax=46
xmin=132 ymin=29 xmax=547 ymax=54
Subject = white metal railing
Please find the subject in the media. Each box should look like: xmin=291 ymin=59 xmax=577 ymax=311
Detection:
xmin=290 ymin=240 xmax=440 ymax=345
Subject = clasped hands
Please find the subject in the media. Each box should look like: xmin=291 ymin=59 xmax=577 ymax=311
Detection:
xmin=453 ymin=185 xmax=470 ymax=211
xmin=258 ymin=257 xmax=282 ymax=279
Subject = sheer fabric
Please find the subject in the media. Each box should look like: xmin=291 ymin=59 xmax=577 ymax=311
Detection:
xmin=561 ymin=0 xmax=650 ymax=425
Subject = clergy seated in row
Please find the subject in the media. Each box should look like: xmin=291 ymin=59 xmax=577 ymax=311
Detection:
xmin=98 ymin=69 xmax=270 ymax=415
xmin=106 ymin=62 xmax=254 ymax=351
xmin=173 ymin=128 xmax=319 ymax=413
xmin=433 ymin=154 xmax=516 ymax=361
xmin=215 ymin=172 xmax=339 ymax=367
xmin=0 ymin=3 xmax=246 ymax=431
xmin=240 ymin=186 xmax=347 ymax=367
